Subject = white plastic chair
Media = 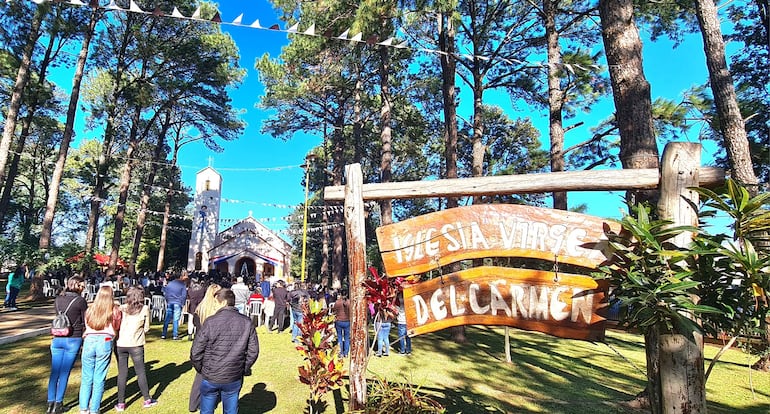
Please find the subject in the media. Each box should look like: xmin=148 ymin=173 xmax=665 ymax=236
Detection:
xmin=43 ymin=280 xmax=55 ymax=297
xmin=150 ymin=295 xmax=166 ymax=322
xmin=248 ymin=301 xmax=263 ymax=326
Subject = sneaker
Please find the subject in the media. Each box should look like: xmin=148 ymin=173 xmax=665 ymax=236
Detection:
xmin=160 ymin=335 xmax=166 ymax=339
xmin=114 ymin=403 xmax=125 ymax=412
xmin=143 ymin=399 xmax=158 ymax=408
xmin=172 ymin=336 xmax=180 ymax=340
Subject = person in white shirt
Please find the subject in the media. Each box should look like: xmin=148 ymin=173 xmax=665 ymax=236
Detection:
xmin=230 ymin=277 xmax=251 ymax=315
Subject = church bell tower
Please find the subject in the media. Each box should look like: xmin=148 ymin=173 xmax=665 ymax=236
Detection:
xmin=187 ymin=166 xmax=222 ymax=272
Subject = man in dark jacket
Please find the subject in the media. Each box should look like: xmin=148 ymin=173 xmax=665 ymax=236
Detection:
xmin=162 ymin=272 xmax=187 ymax=339
xmin=190 ymin=288 xmax=259 ymax=414
xmin=288 ymin=282 xmax=310 ymax=342
xmin=270 ymin=281 xmax=289 ymax=332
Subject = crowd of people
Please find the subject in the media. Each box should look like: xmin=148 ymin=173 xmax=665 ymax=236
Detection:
xmin=11 ymin=266 xmax=413 ymax=414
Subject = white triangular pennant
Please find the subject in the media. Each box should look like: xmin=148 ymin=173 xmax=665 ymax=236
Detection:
xmin=337 ymin=29 xmax=350 ymax=39
xmin=191 ymin=7 xmax=201 ymax=19
xmin=129 ymin=0 xmax=143 ymax=12
xmin=377 ymin=37 xmax=394 ymax=46
xmin=31 ymin=0 xmax=47 ymax=4
xmin=350 ymin=32 xmax=362 ymax=42
xmin=303 ymin=23 xmax=315 ymax=35
xmin=69 ymin=0 xmax=86 ymax=5
xmin=394 ymin=41 xmax=409 ymax=48
xmin=171 ymin=7 xmax=185 ymax=18
xmin=250 ymin=19 xmax=261 ymax=28
xmin=106 ymin=0 xmax=121 ymax=9
xmin=232 ymin=14 xmax=243 ymax=25
xmin=287 ymin=23 xmax=299 ymax=32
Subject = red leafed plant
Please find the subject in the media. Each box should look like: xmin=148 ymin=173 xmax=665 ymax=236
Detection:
xmin=363 ymin=266 xmax=404 ymax=320
xmin=296 ymin=299 xmax=345 ymax=414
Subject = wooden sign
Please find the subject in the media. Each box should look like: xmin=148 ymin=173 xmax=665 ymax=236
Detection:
xmin=403 ymin=267 xmax=608 ymax=341
xmin=376 ymin=204 xmax=620 ymax=277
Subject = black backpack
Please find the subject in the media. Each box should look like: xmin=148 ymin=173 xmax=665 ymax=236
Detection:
xmin=51 ymin=297 xmax=77 ymax=337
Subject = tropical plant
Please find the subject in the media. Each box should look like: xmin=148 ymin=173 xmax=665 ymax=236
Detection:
xmin=359 ymin=374 xmax=445 ymax=414
xmin=691 ymin=178 xmax=770 ymax=372
xmin=296 ymin=299 xmax=345 ymax=414
xmin=595 ymin=204 xmax=720 ymax=337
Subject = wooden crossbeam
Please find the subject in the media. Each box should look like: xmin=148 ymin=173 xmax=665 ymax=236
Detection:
xmin=323 ymin=167 xmax=725 ymax=201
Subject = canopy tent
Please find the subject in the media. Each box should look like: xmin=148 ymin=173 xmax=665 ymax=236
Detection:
xmin=66 ymin=252 xmax=127 ymax=267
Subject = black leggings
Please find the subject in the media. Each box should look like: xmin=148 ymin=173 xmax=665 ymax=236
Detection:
xmin=116 ymin=346 xmax=151 ymax=403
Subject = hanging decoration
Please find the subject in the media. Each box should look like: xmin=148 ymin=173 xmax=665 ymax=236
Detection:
xmin=23 ymin=0 xmax=596 ymax=72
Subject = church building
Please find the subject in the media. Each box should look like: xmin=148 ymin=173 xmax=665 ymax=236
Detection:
xmin=186 ymin=166 xmax=292 ymax=281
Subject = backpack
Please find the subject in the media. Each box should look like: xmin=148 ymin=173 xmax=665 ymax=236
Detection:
xmin=51 ymin=297 xmax=77 ymax=337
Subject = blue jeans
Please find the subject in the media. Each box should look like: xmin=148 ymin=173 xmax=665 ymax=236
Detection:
xmin=79 ymin=334 xmax=113 ymax=413
xmin=163 ymin=303 xmax=182 ymax=338
xmin=200 ymin=378 xmax=242 ymax=414
xmin=48 ymin=337 xmax=83 ymax=403
xmin=376 ymin=322 xmax=391 ymax=355
xmin=397 ymin=323 xmax=411 ymax=353
xmin=335 ymin=320 xmax=350 ymax=357
xmin=291 ymin=308 xmax=304 ymax=342
xmin=4 ymin=286 xmax=19 ymax=307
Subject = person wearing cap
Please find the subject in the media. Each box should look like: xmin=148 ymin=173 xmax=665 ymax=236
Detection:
xmin=230 ymin=277 xmax=251 ymax=315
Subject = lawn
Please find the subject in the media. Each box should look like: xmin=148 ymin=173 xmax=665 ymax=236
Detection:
xmin=1 ymin=317 xmax=768 ymax=414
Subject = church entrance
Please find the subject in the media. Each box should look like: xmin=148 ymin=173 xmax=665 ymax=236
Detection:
xmin=235 ymin=257 xmax=257 ymax=284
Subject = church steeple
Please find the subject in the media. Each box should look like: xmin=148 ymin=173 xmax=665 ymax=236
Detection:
xmin=187 ymin=166 xmax=222 ymax=272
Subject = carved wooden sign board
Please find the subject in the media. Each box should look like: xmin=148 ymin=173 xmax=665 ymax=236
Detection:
xmin=375 ymin=204 xmax=620 ymax=341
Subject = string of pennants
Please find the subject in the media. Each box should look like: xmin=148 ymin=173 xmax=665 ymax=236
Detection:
xmin=87 ymin=195 xmax=359 ymax=223
xmin=145 ymin=220 xmax=343 ymax=235
xmin=25 ymin=0 xmax=596 ymax=71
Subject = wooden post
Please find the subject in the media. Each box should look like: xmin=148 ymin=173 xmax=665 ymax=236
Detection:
xmin=657 ymin=142 xmax=706 ymax=414
xmin=344 ymin=164 xmax=368 ymax=410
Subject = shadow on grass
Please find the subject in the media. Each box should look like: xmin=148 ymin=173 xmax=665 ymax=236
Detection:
xmin=413 ymin=326 xmax=648 ymax=413
xmin=239 ymin=382 xmax=277 ymax=413
xmin=102 ymin=358 xmax=193 ymax=409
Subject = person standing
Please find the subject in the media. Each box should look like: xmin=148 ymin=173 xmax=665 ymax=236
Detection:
xmin=114 ymin=286 xmax=157 ymax=411
xmin=375 ymin=309 xmax=392 ymax=357
xmin=259 ymin=276 xmax=271 ymax=307
xmin=396 ymin=294 xmax=411 ymax=355
xmin=79 ymin=286 xmax=121 ymax=414
xmin=331 ymin=290 xmax=350 ymax=358
xmin=189 ymin=283 xmax=223 ymax=412
xmin=162 ymin=272 xmax=187 ymax=340
xmin=190 ymin=289 xmax=259 ymax=414
xmin=230 ymin=277 xmax=250 ymax=315
xmin=3 ymin=266 xmax=25 ymax=310
xmin=46 ymin=276 xmax=87 ymax=414
xmin=288 ymin=282 xmax=310 ymax=343
xmin=271 ymin=281 xmax=289 ymax=332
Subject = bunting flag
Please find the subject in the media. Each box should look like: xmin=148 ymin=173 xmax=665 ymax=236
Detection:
xmin=22 ymin=0 xmax=596 ymax=71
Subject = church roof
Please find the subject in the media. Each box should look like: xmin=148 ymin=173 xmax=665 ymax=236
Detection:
xmin=212 ymin=215 xmax=291 ymax=254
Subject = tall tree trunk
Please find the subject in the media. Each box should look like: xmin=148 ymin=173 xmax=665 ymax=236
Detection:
xmin=40 ymin=8 xmax=100 ymax=250
xmin=108 ymin=103 xmax=143 ymax=276
xmin=321 ymin=208 xmax=330 ymax=280
xmin=544 ymin=0 xmax=567 ymax=210
xmin=85 ymin=13 xmax=132 ymax=255
xmin=0 ymin=120 xmax=30 ymax=228
xmin=439 ymin=11 xmax=465 ymax=344
xmin=156 ymin=145 xmax=182 ymax=273
xmin=332 ymin=114 xmax=346 ymax=287
xmin=470 ymin=69 xmax=486 ymax=205
xmin=599 ymin=0 xmax=661 ymax=411
xmin=379 ymin=44 xmax=394 ymax=226
xmin=0 ymin=5 xmax=45 ymax=194
xmin=695 ymin=0 xmax=760 ymax=190
xmin=129 ymin=118 xmax=171 ymax=276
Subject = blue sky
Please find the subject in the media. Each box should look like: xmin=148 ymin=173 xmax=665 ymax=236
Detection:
xmin=57 ymin=1 xmax=732 ymax=241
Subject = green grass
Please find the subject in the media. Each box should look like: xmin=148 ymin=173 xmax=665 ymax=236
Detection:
xmin=0 ymin=320 xmax=768 ymax=413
